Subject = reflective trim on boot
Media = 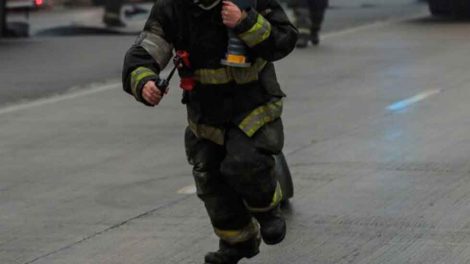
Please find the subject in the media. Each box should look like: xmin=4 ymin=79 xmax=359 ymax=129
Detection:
xmin=214 ymin=218 xmax=260 ymax=245
xmin=205 ymin=234 xmax=261 ymax=264
xmin=244 ymin=182 xmax=283 ymax=213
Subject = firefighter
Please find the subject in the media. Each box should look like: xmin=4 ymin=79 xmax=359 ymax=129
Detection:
xmin=103 ymin=0 xmax=125 ymax=27
xmin=292 ymin=0 xmax=328 ymax=47
xmin=122 ymin=0 xmax=297 ymax=263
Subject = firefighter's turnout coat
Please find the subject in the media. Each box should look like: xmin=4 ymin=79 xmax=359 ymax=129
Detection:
xmin=123 ymin=0 xmax=297 ymax=145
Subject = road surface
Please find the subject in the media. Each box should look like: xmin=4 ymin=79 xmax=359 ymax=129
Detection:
xmin=6 ymin=1 xmax=470 ymax=264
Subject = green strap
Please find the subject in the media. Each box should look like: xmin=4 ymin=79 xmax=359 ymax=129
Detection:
xmin=130 ymin=67 xmax=157 ymax=98
xmin=238 ymin=99 xmax=283 ymax=138
xmin=238 ymin=14 xmax=272 ymax=47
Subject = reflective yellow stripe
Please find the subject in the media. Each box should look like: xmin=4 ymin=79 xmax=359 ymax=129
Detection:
xmin=130 ymin=67 xmax=157 ymax=97
xmin=214 ymin=219 xmax=260 ymax=244
xmin=238 ymin=14 xmax=272 ymax=47
xmin=194 ymin=59 xmax=267 ymax=85
xmin=194 ymin=67 xmax=232 ymax=85
xmin=239 ymin=99 xmax=283 ymax=137
xmin=230 ymin=59 xmax=267 ymax=85
xmin=245 ymin=182 xmax=283 ymax=213
xmin=188 ymin=119 xmax=225 ymax=145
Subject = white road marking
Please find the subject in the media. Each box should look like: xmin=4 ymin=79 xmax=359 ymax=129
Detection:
xmin=322 ymin=12 xmax=427 ymax=40
xmin=387 ymin=89 xmax=442 ymax=112
xmin=177 ymin=185 xmax=197 ymax=195
xmin=0 ymin=82 xmax=120 ymax=116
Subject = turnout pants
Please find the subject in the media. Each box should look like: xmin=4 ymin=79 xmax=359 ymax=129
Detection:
xmin=185 ymin=119 xmax=284 ymax=244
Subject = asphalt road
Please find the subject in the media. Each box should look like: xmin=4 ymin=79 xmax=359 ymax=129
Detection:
xmin=8 ymin=1 xmax=470 ymax=264
xmin=0 ymin=0 xmax=426 ymax=107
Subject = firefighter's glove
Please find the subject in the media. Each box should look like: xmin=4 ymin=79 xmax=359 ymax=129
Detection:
xmin=142 ymin=80 xmax=163 ymax=106
xmin=222 ymin=0 xmax=247 ymax=28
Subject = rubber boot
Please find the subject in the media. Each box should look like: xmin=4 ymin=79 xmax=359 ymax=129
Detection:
xmin=205 ymin=235 xmax=261 ymax=264
xmin=103 ymin=12 xmax=126 ymax=28
xmin=253 ymin=207 xmax=286 ymax=245
xmin=296 ymin=33 xmax=309 ymax=48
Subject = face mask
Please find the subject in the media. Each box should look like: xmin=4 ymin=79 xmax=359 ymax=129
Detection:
xmin=193 ymin=0 xmax=222 ymax=10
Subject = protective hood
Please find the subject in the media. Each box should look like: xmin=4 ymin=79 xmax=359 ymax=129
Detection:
xmin=193 ymin=0 xmax=222 ymax=10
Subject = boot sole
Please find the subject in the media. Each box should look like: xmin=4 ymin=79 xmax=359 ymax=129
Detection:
xmin=204 ymin=245 xmax=260 ymax=264
xmin=204 ymin=250 xmax=259 ymax=264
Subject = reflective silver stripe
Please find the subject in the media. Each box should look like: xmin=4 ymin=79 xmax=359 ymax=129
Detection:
xmin=214 ymin=218 xmax=260 ymax=244
xmin=137 ymin=28 xmax=173 ymax=70
xmin=194 ymin=68 xmax=232 ymax=85
xmin=238 ymin=14 xmax=272 ymax=47
xmin=245 ymin=182 xmax=283 ymax=213
xmin=194 ymin=59 xmax=267 ymax=85
xmin=298 ymin=28 xmax=310 ymax=34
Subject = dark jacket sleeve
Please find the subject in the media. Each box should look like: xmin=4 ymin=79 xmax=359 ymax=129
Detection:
xmin=122 ymin=1 xmax=174 ymax=104
xmin=233 ymin=0 xmax=298 ymax=62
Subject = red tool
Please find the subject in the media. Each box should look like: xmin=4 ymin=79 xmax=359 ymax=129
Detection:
xmin=156 ymin=50 xmax=195 ymax=94
xmin=176 ymin=50 xmax=195 ymax=92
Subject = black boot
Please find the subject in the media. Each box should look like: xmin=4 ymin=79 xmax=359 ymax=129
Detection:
xmin=253 ymin=207 xmax=286 ymax=245
xmin=103 ymin=13 xmax=126 ymax=28
xmin=205 ymin=236 xmax=261 ymax=264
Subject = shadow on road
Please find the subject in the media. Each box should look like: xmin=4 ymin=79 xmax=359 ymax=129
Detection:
xmin=34 ymin=25 xmax=139 ymax=37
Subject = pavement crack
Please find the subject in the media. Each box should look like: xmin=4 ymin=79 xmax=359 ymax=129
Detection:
xmin=22 ymin=195 xmax=192 ymax=264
